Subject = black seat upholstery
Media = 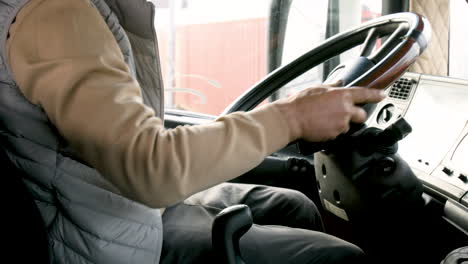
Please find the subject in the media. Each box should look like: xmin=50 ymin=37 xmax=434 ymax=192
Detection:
xmin=1 ymin=148 xmax=49 ymax=263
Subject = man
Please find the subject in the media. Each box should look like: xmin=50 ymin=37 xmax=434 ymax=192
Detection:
xmin=1 ymin=0 xmax=385 ymax=263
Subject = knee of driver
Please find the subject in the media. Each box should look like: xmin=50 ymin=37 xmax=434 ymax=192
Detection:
xmin=326 ymin=243 xmax=366 ymax=264
xmin=283 ymin=189 xmax=320 ymax=217
xmin=274 ymin=189 xmax=323 ymax=229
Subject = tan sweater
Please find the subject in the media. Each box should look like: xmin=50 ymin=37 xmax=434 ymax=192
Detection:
xmin=6 ymin=0 xmax=292 ymax=208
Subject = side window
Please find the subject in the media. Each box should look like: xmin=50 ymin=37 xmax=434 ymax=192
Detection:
xmin=449 ymin=0 xmax=468 ymax=79
xmin=154 ymin=0 xmax=271 ymax=116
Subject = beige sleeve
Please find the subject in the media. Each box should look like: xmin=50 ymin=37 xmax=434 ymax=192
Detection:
xmin=6 ymin=0 xmax=293 ymax=208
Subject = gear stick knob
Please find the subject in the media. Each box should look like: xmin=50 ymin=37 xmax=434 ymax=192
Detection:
xmin=212 ymin=204 xmax=253 ymax=264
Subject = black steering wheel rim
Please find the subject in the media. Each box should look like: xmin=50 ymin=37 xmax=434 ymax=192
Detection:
xmin=221 ymin=12 xmax=430 ymax=116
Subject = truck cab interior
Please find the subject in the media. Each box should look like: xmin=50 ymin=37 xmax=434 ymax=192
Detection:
xmin=162 ymin=0 xmax=468 ymax=263
xmin=4 ymin=0 xmax=468 ymax=263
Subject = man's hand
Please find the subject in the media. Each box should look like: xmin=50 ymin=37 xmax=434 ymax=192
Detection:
xmin=274 ymin=84 xmax=386 ymax=142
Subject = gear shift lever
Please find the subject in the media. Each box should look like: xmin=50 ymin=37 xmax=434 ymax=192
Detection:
xmin=212 ymin=204 xmax=253 ymax=264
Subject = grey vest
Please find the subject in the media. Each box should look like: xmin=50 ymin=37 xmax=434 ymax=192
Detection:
xmin=0 ymin=0 xmax=166 ymax=263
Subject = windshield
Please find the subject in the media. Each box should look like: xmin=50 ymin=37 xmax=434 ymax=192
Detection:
xmin=154 ymin=0 xmax=468 ymax=116
xmin=154 ymin=0 xmax=381 ymax=115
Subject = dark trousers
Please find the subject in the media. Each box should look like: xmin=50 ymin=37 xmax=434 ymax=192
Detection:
xmin=160 ymin=183 xmax=365 ymax=263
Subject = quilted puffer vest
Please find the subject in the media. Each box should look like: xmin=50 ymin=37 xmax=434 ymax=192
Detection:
xmin=0 ymin=0 xmax=166 ymax=263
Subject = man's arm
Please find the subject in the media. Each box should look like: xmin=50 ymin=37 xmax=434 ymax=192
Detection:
xmin=7 ymin=0 xmax=384 ymax=208
xmin=7 ymin=0 xmax=294 ymax=208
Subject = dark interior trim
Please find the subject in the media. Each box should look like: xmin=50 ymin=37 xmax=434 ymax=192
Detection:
xmin=267 ymin=0 xmax=292 ymax=74
xmin=382 ymin=0 xmax=409 ymax=15
xmin=267 ymin=0 xmax=292 ymax=101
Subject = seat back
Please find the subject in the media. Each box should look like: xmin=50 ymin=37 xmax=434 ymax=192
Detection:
xmin=1 ymin=147 xmax=49 ymax=262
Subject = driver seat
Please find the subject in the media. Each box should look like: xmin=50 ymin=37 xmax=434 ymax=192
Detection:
xmin=0 ymin=142 xmax=251 ymax=264
xmin=1 ymin=147 xmax=49 ymax=262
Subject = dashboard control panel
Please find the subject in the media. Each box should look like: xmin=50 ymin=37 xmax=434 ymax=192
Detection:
xmin=368 ymin=72 xmax=468 ymax=202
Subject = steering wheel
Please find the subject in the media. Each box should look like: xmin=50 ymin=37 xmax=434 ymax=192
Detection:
xmin=221 ymin=12 xmax=430 ymax=124
xmin=220 ymin=12 xmax=431 ymax=262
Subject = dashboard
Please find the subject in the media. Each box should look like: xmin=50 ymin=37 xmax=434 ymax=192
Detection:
xmin=368 ymin=72 xmax=468 ymax=211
